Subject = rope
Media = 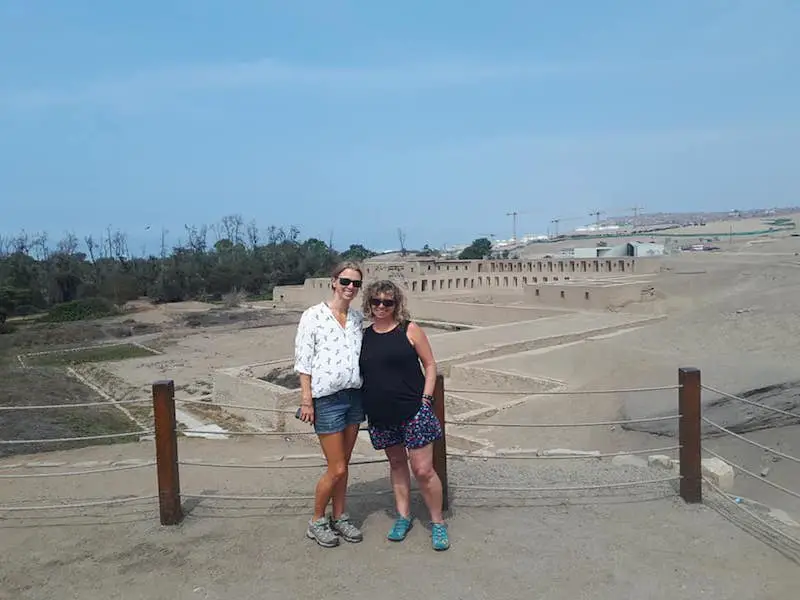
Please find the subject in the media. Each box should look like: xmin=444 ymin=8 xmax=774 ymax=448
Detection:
xmin=445 ymin=384 xmax=681 ymax=396
xmin=451 ymin=476 xmax=681 ymax=493
xmin=176 ymin=398 xmax=295 ymax=414
xmin=179 ymin=429 xmax=307 ymax=437
xmin=701 ymin=418 xmax=800 ymax=466
xmin=702 ymin=384 xmax=800 ymax=420
xmin=179 ymin=458 xmax=388 ymax=469
xmin=183 ymin=489 xmax=401 ymax=502
xmin=0 ymin=398 xmax=151 ymax=411
xmin=702 ymin=476 xmax=800 ymax=549
xmin=702 ymin=448 xmax=800 ymax=501
xmin=0 ymin=495 xmax=157 ymax=512
xmin=0 ymin=430 xmax=154 ymax=445
xmin=451 ymin=445 xmax=681 ymax=460
xmin=178 ymin=427 xmax=367 ymax=437
xmin=446 ymin=415 xmax=680 ymax=428
xmin=0 ymin=461 xmax=155 ymax=479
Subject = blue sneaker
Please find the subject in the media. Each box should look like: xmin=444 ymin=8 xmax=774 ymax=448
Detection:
xmin=387 ymin=516 xmax=413 ymax=541
xmin=431 ymin=522 xmax=450 ymax=551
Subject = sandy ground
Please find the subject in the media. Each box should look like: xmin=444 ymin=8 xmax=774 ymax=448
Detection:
xmin=0 ymin=438 xmax=797 ymax=600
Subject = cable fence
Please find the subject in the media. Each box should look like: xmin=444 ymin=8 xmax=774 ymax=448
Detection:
xmin=5 ymin=361 xmax=798 ymax=564
xmin=137 ymin=371 xmax=698 ymax=525
xmin=0 ymin=371 xmax=693 ymax=517
xmin=698 ymin=382 xmax=800 ymax=555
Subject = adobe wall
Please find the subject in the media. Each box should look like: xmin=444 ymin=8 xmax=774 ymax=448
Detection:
xmin=273 ymin=256 xmax=663 ymax=305
xmin=212 ymin=361 xmax=299 ymax=432
xmin=522 ymin=280 xmax=656 ymax=310
xmin=272 ymin=278 xmax=331 ymax=306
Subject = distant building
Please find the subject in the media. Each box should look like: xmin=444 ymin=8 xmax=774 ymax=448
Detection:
xmin=568 ymin=242 xmax=665 ymax=259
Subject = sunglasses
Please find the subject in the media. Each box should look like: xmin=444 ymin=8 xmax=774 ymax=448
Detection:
xmin=370 ymin=298 xmax=396 ymax=308
xmin=338 ymin=277 xmax=362 ymax=288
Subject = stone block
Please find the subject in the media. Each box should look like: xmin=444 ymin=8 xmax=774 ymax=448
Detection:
xmin=701 ymin=457 xmax=735 ymax=491
xmin=647 ymin=455 xmax=673 ymax=469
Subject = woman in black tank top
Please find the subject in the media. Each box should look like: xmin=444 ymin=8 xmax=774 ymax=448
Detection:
xmin=360 ymin=280 xmax=450 ymax=551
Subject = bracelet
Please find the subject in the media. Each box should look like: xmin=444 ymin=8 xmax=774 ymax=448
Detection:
xmin=421 ymin=394 xmax=434 ymax=402
xmin=301 ymin=402 xmax=313 ymax=407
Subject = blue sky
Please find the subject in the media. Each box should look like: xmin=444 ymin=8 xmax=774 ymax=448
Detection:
xmin=1 ymin=1 xmax=799 ymax=253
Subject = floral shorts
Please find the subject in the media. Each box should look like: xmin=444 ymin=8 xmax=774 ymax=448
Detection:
xmin=368 ymin=401 xmax=443 ymax=451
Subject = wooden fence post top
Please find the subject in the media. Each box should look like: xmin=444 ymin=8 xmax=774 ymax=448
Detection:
xmin=153 ymin=380 xmax=175 ymax=389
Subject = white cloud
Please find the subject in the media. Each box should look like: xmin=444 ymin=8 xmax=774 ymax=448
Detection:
xmin=0 ymin=58 xmax=577 ymax=112
xmin=0 ymin=47 xmax=785 ymax=114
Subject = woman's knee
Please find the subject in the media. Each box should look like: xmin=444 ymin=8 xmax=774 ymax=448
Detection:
xmin=327 ymin=462 xmax=348 ymax=481
xmin=411 ymin=461 xmax=436 ymax=483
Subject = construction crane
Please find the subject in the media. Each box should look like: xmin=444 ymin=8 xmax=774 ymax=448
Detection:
xmin=506 ymin=211 xmax=519 ymax=242
xmin=588 ymin=210 xmax=604 ymax=228
xmin=629 ymin=205 xmax=644 ymax=229
xmin=549 ymin=216 xmax=583 ymax=238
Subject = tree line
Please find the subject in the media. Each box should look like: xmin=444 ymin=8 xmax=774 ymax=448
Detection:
xmin=0 ymin=215 xmax=377 ymax=319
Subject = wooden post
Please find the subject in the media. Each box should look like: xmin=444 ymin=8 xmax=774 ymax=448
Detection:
xmin=678 ymin=368 xmax=702 ymax=503
xmin=152 ymin=380 xmax=183 ymax=525
xmin=431 ymin=373 xmax=449 ymax=512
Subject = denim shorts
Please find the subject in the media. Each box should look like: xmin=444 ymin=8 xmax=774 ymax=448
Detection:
xmin=313 ymin=388 xmax=365 ymax=435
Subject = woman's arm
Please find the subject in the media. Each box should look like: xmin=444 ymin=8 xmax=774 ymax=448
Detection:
xmin=407 ymin=322 xmax=437 ymax=399
xmin=294 ymin=312 xmax=316 ymax=421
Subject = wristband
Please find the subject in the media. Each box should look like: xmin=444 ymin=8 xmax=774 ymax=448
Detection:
xmin=422 ymin=394 xmax=434 ymax=402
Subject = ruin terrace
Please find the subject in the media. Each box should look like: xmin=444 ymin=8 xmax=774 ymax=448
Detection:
xmin=273 ymin=255 xmax=659 ymax=307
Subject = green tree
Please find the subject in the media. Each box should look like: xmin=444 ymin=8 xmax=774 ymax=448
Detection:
xmin=458 ymin=238 xmax=492 ymax=260
xmin=341 ymin=244 xmax=376 ymax=262
xmin=0 ymin=217 xmax=377 ymax=317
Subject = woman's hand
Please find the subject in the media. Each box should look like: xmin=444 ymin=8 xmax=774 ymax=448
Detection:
xmin=299 ymin=402 xmax=315 ymax=424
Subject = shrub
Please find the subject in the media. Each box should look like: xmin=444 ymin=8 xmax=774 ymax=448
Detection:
xmin=40 ymin=298 xmax=119 ymax=323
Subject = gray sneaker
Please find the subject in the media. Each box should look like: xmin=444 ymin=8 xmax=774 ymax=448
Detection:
xmin=330 ymin=513 xmax=363 ymax=543
xmin=306 ymin=517 xmax=340 ymax=548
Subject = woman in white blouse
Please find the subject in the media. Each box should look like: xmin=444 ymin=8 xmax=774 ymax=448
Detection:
xmin=294 ymin=261 xmax=366 ymax=548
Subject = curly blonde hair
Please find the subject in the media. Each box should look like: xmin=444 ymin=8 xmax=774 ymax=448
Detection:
xmin=362 ymin=279 xmax=411 ymax=323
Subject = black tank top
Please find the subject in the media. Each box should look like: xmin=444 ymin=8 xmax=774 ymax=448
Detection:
xmin=359 ymin=321 xmax=425 ymax=427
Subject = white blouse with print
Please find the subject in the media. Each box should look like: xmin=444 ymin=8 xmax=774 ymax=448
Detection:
xmin=293 ymin=301 xmax=364 ymax=399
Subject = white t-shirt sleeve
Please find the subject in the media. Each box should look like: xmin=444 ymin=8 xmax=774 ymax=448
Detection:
xmin=294 ymin=309 xmax=315 ymax=375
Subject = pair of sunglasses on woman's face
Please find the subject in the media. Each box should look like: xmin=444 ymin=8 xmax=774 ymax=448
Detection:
xmin=370 ymin=298 xmax=395 ymax=308
xmin=338 ymin=277 xmax=362 ymax=288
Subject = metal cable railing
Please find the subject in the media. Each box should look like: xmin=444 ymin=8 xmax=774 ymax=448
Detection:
xmin=702 ymin=384 xmax=800 ymax=421
xmin=446 ymin=384 xmax=681 ymax=396
xmin=447 ymin=414 xmax=680 ymax=428
xmin=702 ymin=418 xmax=800 ymax=466
xmin=697 ymin=383 xmax=800 ymax=560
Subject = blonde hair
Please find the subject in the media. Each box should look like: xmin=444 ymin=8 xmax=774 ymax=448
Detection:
xmin=330 ymin=261 xmax=363 ymax=288
xmin=362 ymin=279 xmax=411 ymax=323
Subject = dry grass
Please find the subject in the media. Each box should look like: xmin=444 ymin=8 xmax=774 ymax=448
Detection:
xmin=0 ymin=366 xmax=143 ymax=458
xmin=23 ymin=344 xmax=159 ymax=367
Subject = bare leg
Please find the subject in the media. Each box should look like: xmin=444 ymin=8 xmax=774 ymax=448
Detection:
xmin=409 ymin=443 xmax=443 ymax=523
xmin=331 ymin=423 xmax=360 ymax=519
xmin=314 ymin=432 xmax=347 ymax=520
xmin=385 ymin=444 xmax=412 ymax=517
